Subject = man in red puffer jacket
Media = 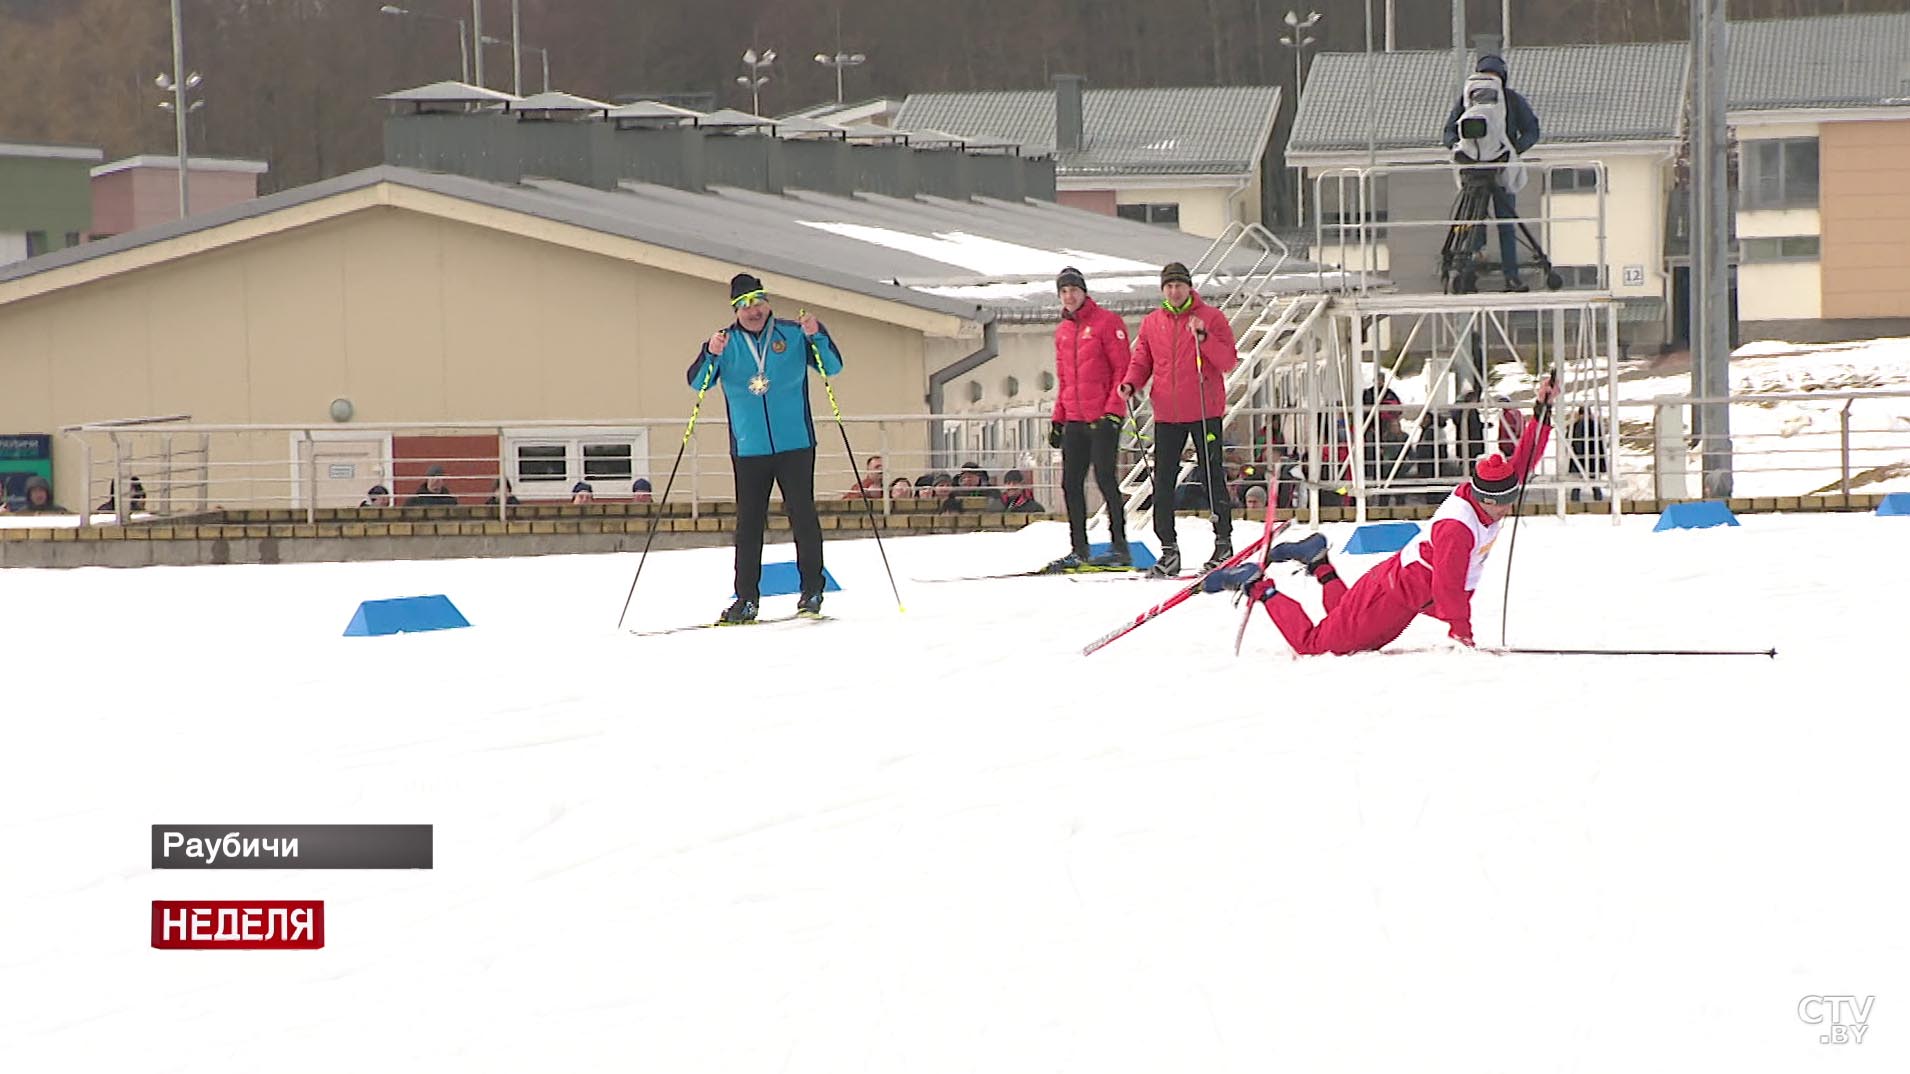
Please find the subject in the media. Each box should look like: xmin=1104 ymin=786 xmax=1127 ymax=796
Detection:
xmin=1119 ymin=261 xmax=1240 ymax=576
xmin=1046 ymin=266 xmax=1132 ymax=571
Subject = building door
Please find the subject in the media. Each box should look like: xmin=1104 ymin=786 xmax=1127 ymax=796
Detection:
xmin=295 ymin=435 xmax=390 ymax=508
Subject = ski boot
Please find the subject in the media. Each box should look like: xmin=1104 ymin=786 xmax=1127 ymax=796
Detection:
xmin=1268 ymin=533 xmax=1329 ymax=570
xmin=1043 ymin=552 xmax=1086 ymax=574
xmin=796 ymin=591 xmax=825 ymax=618
xmin=1201 ymin=537 xmax=1235 ymax=572
xmin=1147 ymin=545 xmax=1182 ymax=579
xmin=716 ymin=597 xmax=759 ymax=625
xmin=1202 ymin=561 xmax=1264 ymax=594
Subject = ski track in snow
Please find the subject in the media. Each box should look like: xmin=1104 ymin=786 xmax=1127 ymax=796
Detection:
xmin=0 ymin=513 xmax=1906 ymax=1072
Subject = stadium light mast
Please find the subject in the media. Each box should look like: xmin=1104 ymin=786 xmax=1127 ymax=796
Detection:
xmin=157 ymin=0 xmax=203 ymax=220
xmin=737 ymin=48 xmax=776 ymax=114
xmin=1281 ymin=12 xmax=1322 ymax=226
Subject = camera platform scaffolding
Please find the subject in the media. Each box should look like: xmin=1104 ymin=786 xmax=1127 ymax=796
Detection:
xmin=1093 ymin=176 xmax=1623 ymax=534
xmin=1439 ymin=169 xmax=1567 ymax=296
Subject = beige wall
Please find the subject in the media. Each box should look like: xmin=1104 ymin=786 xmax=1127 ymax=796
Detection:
xmin=1737 ymin=261 xmax=1823 ymax=321
xmin=1820 ymin=118 xmax=1910 ymax=320
xmin=1736 ymin=207 xmax=1821 ymax=239
xmin=0 ymin=205 xmax=939 ymax=509
xmin=1545 ymin=153 xmax=1668 ymax=298
xmin=1113 ymin=184 xmax=1245 ymax=239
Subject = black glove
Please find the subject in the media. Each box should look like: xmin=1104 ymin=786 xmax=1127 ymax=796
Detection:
xmin=1049 ymin=421 xmax=1065 ymax=449
xmin=1532 ymin=372 xmax=1561 ymax=425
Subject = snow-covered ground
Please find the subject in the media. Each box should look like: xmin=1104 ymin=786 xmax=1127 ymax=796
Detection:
xmin=1610 ymin=336 xmax=1910 ymax=497
xmin=2 ymin=513 xmax=1906 ymax=1072
xmin=1478 ymin=335 xmax=1910 ymax=499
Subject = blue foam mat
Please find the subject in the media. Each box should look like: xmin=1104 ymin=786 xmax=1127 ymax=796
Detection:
xmin=1343 ymin=521 xmax=1421 ymax=554
xmin=344 ymin=595 xmax=471 ymax=637
xmin=743 ymin=561 xmax=843 ymax=599
xmin=1090 ymin=541 xmax=1158 ymax=569
xmin=1653 ymin=500 xmax=1740 ymax=531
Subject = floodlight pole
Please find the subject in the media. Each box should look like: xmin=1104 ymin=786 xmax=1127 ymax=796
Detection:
xmin=169 ymin=0 xmax=189 ymax=218
xmin=1453 ymin=0 xmax=1467 ymax=91
xmin=471 ymin=0 xmax=484 ymax=88
xmin=1364 ymin=0 xmax=1374 ymax=167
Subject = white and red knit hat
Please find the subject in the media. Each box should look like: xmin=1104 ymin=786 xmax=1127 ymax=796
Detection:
xmin=1471 ymin=454 xmax=1520 ymax=504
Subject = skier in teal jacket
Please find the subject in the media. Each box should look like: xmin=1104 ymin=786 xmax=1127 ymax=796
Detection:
xmin=686 ymin=272 xmax=844 ymax=624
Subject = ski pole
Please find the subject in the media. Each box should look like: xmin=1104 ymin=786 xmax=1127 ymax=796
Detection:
xmin=615 ymin=366 xmax=714 ymax=631
xmin=1489 ymin=646 xmax=1777 ymax=658
xmin=1498 ymin=370 xmax=1556 ymax=646
xmin=1193 ymin=339 xmax=1230 ymax=551
xmin=804 ymin=315 xmax=906 ymax=614
xmin=1083 ymin=527 xmax=1277 ymax=657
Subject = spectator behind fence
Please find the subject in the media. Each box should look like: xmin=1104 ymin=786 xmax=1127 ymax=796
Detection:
xmin=999 ymin=469 xmax=1044 ymax=513
xmin=1569 ymin=407 xmax=1609 ymax=501
xmin=1231 ymin=462 xmax=1267 ymax=508
xmin=96 ymin=476 xmax=147 ymax=514
xmin=938 ymin=467 xmax=976 ymax=512
xmin=631 ymin=478 xmax=654 ymax=504
xmin=360 ymin=484 xmax=393 ymax=508
xmin=484 ymin=479 xmax=520 ymax=507
xmin=887 ymin=477 xmax=914 ymax=500
xmin=942 ymin=463 xmax=995 ymax=512
xmin=1244 ymin=484 xmax=1269 ymax=511
xmin=1496 ymin=396 xmax=1528 ymax=457
xmin=570 ymin=481 xmax=595 ymax=504
xmin=842 ymin=455 xmax=884 ymax=499
xmin=1451 ymin=388 xmax=1487 ymax=465
xmin=1363 ymin=372 xmax=1406 ymax=441
xmin=404 ymin=466 xmax=459 ymax=508
xmin=15 ymin=475 xmax=66 ymax=513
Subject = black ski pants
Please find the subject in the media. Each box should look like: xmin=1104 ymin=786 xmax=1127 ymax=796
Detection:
xmin=1152 ymin=417 xmax=1231 ymax=550
xmin=1061 ymin=419 xmax=1126 ymax=557
xmin=732 ymin=446 xmax=824 ymax=602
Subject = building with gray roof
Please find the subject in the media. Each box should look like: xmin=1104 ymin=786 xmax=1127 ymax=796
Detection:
xmin=898 ymin=77 xmax=1282 ymax=239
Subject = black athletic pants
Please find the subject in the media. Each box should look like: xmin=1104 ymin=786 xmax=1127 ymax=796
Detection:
xmin=1061 ymin=419 xmax=1126 ymax=557
xmin=732 ymin=447 xmax=823 ymax=602
xmin=1152 ymin=417 xmax=1231 ymax=550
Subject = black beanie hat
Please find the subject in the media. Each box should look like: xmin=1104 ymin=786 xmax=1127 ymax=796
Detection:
xmin=1160 ymin=261 xmax=1193 ymax=287
xmin=1056 ymin=266 xmax=1087 ymax=293
xmin=729 ymin=272 xmax=766 ymax=302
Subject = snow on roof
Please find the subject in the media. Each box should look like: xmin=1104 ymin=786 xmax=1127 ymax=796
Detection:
xmin=796 ymin=222 xmax=1154 ymax=278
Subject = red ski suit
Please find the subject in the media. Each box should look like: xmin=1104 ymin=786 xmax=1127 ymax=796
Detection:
xmin=1260 ymin=415 xmax=1551 ymax=655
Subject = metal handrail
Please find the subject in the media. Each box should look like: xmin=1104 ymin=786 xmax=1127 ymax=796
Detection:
xmin=1310 ymin=157 xmax=1612 ymax=294
xmin=50 ymin=386 xmax=1910 ymax=526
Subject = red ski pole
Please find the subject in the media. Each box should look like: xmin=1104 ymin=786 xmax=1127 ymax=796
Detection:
xmin=1082 ymin=525 xmax=1281 ymax=656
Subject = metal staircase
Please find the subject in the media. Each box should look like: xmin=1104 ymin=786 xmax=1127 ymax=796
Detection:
xmin=1102 ymin=222 xmax=1333 ymax=529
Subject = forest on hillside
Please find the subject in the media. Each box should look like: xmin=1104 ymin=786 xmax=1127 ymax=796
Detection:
xmin=0 ymin=0 xmax=1898 ymax=191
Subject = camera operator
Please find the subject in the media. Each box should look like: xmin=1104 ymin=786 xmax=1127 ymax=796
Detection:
xmin=1442 ymin=54 xmax=1541 ymax=291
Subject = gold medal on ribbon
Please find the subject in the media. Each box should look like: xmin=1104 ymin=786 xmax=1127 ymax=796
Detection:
xmin=748 ymin=373 xmax=770 ymax=395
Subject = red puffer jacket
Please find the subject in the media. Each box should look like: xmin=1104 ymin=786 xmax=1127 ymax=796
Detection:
xmin=1051 ymin=297 xmax=1131 ymax=423
xmin=1122 ymin=294 xmax=1238 ymax=424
